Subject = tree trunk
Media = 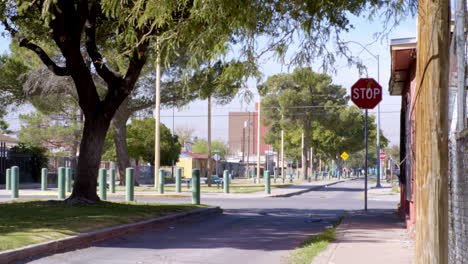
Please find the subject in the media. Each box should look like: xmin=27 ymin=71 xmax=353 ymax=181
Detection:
xmin=112 ymin=98 xmax=132 ymax=185
xmin=66 ymin=114 xmax=112 ymax=204
xmin=415 ymin=0 xmax=450 ymax=263
xmin=207 ymin=96 xmax=212 ymax=186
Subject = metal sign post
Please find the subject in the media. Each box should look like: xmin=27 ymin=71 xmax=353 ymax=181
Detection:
xmin=351 ymin=78 xmax=382 ymax=211
xmin=364 ymin=109 xmax=368 ymax=211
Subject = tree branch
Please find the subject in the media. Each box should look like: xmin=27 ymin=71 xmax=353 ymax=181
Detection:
xmin=2 ymin=20 xmax=70 ymax=76
xmin=128 ymin=102 xmax=154 ymax=113
xmin=85 ymin=3 xmax=121 ymax=85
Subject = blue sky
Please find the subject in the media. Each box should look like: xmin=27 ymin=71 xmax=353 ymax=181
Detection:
xmin=0 ymin=13 xmax=417 ymax=147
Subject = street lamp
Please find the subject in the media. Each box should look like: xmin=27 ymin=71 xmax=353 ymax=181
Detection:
xmin=345 ymin=40 xmax=382 ymax=188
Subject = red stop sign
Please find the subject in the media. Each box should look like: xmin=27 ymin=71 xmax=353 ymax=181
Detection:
xmin=380 ymin=152 xmax=387 ymax=160
xmin=351 ymin=78 xmax=382 ymax=109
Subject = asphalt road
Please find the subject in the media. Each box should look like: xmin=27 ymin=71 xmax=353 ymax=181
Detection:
xmin=19 ymin=179 xmax=398 ymax=264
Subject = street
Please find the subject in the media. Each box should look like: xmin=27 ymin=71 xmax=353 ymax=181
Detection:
xmin=18 ymin=179 xmax=400 ymax=264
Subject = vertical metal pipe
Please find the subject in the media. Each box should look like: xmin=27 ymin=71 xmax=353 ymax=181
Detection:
xmin=176 ymin=168 xmax=182 ymax=193
xmin=158 ymin=169 xmax=164 ymax=194
xmin=456 ymin=0 xmax=467 ymax=131
xmin=58 ymin=167 xmax=65 ymax=200
xmin=99 ymin=168 xmax=107 ymax=200
xmin=11 ymin=166 xmax=19 ymax=198
xmin=365 ymin=110 xmax=368 ymax=211
xmin=126 ymin=168 xmax=135 ymax=201
xmin=109 ymin=168 xmax=116 ymax=193
xmin=223 ymin=170 xmax=229 ymax=193
xmin=192 ymin=169 xmax=200 ymax=205
xmin=41 ymin=168 xmax=48 ymax=191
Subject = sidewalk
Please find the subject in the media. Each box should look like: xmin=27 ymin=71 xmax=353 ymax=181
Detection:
xmin=313 ymin=209 xmax=414 ymax=264
xmin=0 ymin=178 xmax=352 ymax=200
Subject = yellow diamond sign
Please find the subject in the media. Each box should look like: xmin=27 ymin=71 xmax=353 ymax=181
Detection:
xmin=340 ymin=152 xmax=349 ymax=160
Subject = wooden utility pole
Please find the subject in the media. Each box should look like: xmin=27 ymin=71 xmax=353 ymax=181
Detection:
xmin=207 ymin=96 xmax=212 ymax=187
xmin=301 ymin=132 xmax=306 ymax=180
xmin=256 ymin=99 xmax=261 ymax=182
xmin=281 ymin=129 xmax=285 ymax=178
xmin=310 ymin=147 xmax=314 ymax=177
xmin=246 ymin=112 xmax=251 ymax=177
xmin=415 ymin=1 xmax=450 ymax=263
xmin=154 ymin=42 xmax=161 ymax=189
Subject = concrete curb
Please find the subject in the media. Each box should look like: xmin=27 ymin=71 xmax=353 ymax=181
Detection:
xmin=267 ymin=179 xmax=351 ymax=198
xmin=0 ymin=206 xmax=222 ymax=264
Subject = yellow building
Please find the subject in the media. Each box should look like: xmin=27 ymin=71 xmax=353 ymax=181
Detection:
xmin=176 ymin=152 xmax=214 ymax=178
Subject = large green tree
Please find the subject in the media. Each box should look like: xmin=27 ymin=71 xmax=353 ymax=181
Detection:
xmin=1 ymin=0 xmax=415 ymax=203
xmin=261 ymin=68 xmax=348 ymax=179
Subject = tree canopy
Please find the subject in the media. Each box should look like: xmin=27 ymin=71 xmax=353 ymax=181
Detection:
xmin=0 ymin=0 xmax=415 ymax=202
xmin=192 ymin=139 xmax=229 ymax=159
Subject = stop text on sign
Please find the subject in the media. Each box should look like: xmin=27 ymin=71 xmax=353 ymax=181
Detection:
xmin=352 ymin=87 xmax=381 ymax=100
xmin=350 ymin=78 xmax=382 ymax=109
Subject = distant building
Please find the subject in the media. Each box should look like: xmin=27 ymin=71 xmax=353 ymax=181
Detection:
xmin=228 ymin=103 xmax=270 ymax=160
xmin=0 ymin=134 xmax=20 ymax=148
xmin=176 ymin=152 xmax=214 ymax=178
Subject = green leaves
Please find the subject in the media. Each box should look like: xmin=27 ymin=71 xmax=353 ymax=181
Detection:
xmin=126 ymin=118 xmax=181 ymax=166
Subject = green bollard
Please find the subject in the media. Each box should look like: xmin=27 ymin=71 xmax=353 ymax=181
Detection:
xmin=109 ymin=168 xmax=116 ymax=193
xmin=158 ymin=169 xmax=164 ymax=194
xmin=65 ymin=168 xmax=72 ymax=193
xmin=282 ymin=175 xmax=285 ymax=184
xmin=99 ymin=168 xmax=107 ymax=200
xmin=192 ymin=169 xmax=200 ymax=205
xmin=126 ymin=168 xmax=134 ymax=201
xmin=223 ymin=170 xmax=229 ymax=193
xmin=41 ymin=168 xmax=48 ymax=191
xmin=264 ymin=170 xmax=271 ymax=194
xmin=176 ymin=168 xmax=182 ymax=193
xmin=58 ymin=167 xmax=65 ymax=199
xmin=5 ymin=168 xmax=11 ymax=190
xmin=11 ymin=166 xmax=19 ymax=198
xmin=274 ymin=170 xmax=278 ymax=183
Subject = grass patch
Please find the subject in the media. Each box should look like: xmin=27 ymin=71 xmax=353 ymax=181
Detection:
xmin=289 ymin=221 xmax=340 ymax=264
xmin=392 ymin=185 xmax=400 ymax=193
xmin=0 ymin=199 xmax=206 ymax=251
xmin=115 ymin=183 xmax=293 ymax=194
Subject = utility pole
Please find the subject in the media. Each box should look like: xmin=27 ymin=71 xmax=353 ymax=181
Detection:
xmin=310 ymin=147 xmax=314 ymax=177
xmin=256 ymin=98 xmax=261 ymax=182
xmin=281 ymin=115 xmax=285 ymax=180
xmin=207 ymin=96 xmax=212 ymax=187
xmin=246 ymin=112 xmax=251 ymax=177
xmin=301 ymin=132 xmax=306 ymax=180
xmin=376 ymin=55 xmax=382 ymax=188
xmin=242 ymin=121 xmax=246 ymax=163
xmin=415 ymin=0 xmax=450 ymax=263
xmin=154 ymin=41 xmax=161 ymax=189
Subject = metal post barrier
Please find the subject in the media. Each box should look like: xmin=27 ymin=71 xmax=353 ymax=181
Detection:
xmin=5 ymin=168 xmax=11 ymax=190
xmin=264 ymin=170 xmax=271 ymax=194
xmin=192 ymin=169 xmax=200 ymax=205
xmin=176 ymin=168 xmax=182 ymax=193
xmin=58 ymin=167 xmax=65 ymax=199
xmin=223 ymin=170 xmax=229 ymax=193
xmin=65 ymin=168 xmax=72 ymax=193
xmin=158 ymin=169 xmax=164 ymax=194
xmin=109 ymin=168 xmax=116 ymax=193
xmin=41 ymin=168 xmax=48 ymax=191
xmin=126 ymin=168 xmax=134 ymax=201
xmin=11 ymin=166 xmax=19 ymax=198
xmin=99 ymin=168 xmax=107 ymax=200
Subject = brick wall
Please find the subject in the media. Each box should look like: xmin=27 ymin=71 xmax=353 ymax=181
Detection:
xmin=449 ymin=129 xmax=468 ymax=264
